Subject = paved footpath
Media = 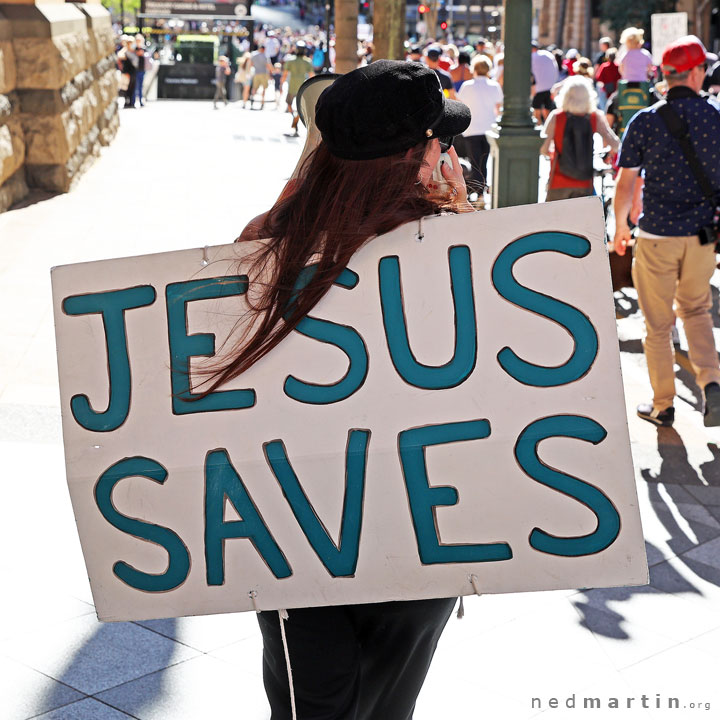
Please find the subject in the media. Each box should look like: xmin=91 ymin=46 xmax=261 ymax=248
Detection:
xmin=1 ymin=98 xmax=719 ymax=720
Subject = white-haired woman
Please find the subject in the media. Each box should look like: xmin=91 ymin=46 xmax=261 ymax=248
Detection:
xmin=540 ymin=75 xmax=619 ymax=202
xmin=618 ymin=27 xmax=654 ymax=81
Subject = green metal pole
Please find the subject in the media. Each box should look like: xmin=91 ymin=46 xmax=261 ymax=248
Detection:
xmin=486 ymin=0 xmax=542 ymax=208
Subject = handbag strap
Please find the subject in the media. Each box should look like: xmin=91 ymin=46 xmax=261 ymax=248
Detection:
xmin=655 ymin=100 xmax=717 ymax=208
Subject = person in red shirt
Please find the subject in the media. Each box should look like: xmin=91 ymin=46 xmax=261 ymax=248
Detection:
xmin=540 ymin=76 xmax=619 ymax=201
xmin=595 ymin=48 xmax=621 ymax=110
xmin=437 ymin=44 xmax=455 ymax=72
xmin=563 ymin=48 xmax=579 ymax=76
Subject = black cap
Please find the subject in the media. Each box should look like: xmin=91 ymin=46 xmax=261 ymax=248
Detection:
xmin=315 ymin=60 xmax=471 ymax=161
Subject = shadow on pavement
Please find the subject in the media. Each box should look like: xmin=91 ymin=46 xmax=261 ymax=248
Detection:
xmin=613 ymin=288 xmax=639 ymax=320
xmin=618 ymin=338 xmax=643 ymax=354
xmin=44 ymin=618 xmax=179 ymax=717
xmin=574 ymin=424 xmax=720 ymax=638
xmin=579 ymin=253 xmax=720 ymax=638
xmin=675 ymin=364 xmax=703 ymax=412
xmin=642 ymin=428 xmax=720 ymax=586
xmin=699 ymin=443 xmax=720 ymax=485
xmin=572 ymin=540 xmax=699 ymax=640
xmin=641 ymin=427 xmax=706 ymax=486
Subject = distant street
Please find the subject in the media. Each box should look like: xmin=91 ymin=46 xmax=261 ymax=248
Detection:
xmin=1 ymin=98 xmax=720 ymax=720
xmin=252 ymin=3 xmax=308 ymax=31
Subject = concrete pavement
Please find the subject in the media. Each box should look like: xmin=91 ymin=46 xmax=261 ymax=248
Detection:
xmin=1 ymin=97 xmax=719 ymax=720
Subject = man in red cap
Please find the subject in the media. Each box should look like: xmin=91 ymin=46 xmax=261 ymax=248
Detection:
xmin=613 ymin=36 xmax=720 ymax=427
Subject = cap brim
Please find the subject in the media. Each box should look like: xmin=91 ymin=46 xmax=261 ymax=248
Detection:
xmin=296 ymin=73 xmax=342 ymax=128
xmin=433 ymin=98 xmax=472 ymax=138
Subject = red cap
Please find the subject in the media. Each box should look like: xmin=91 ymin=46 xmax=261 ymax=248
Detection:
xmin=661 ymin=35 xmax=706 ymax=74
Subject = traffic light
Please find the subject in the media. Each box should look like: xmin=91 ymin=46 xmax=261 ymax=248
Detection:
xmin=418 ymin=4 xmax=429 ymax=14
xmin=438 ymin=5 xmax=448 ymax=32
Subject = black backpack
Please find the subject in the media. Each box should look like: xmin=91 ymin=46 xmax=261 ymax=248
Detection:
xmin=557 ymin=113 xmax=594 ymax=181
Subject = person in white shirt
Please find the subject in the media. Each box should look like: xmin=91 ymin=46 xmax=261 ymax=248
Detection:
xmin=531 ymin=42 xmax=559 ymax=123
xmin=457 ymin=55 xmax=503 ymax=197
xmin=264 ymin=32 xmax=281 ymax=64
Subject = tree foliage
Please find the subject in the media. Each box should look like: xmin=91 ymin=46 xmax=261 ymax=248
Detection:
xmin=102 ymin=0 xmax=142 ymax=24
xmin=599 ymin=0 xmax=676 ymax=34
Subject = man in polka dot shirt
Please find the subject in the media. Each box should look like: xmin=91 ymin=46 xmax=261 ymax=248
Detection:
xmin=613 ymin=36 xmax=720 ymax=428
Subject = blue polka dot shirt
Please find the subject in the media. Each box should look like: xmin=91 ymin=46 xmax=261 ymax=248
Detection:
xmin=618 ymin=86 xmax=720 ymax=237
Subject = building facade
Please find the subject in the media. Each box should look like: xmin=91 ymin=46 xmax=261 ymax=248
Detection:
xmin=0 ymin=0 xmax=118 ymax=212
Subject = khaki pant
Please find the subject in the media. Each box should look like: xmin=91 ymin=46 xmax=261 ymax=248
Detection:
xmin=252 ymin=73 xmax=269 ymax=90
xmin=632 ymin=234 xmax=720 ymax=410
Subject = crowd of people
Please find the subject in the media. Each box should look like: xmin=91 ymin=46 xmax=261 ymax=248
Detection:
xmin=527 ymin=33 xmax=720 ymax=431
xmin=215 ymin=25 xmax=719 ymax=209
xmin=115 ymin=21 xmax=720 ymax=214
xmin=220 ymin=32 xmax=508 ymax=203
xmin=530 ymin=29 xmax=719 ymax=205
xmin=116 ymin=34 xmax=153 ymax=109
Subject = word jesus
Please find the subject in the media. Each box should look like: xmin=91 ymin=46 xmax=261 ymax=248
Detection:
xmin=62 ymin=232 xmax=597 ymax=430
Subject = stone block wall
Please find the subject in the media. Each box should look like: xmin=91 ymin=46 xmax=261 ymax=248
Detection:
xmin=0 ymin=9 xmax=27 ymax=212
xmin=0 ymin=1 xmax=118 ymax=210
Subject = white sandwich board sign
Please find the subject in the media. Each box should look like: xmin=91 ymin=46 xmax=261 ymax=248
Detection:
xmin=51 ymin=197 xmax=648 ymax=622
xmin=651 ymin=12 xmax=689 ymax=64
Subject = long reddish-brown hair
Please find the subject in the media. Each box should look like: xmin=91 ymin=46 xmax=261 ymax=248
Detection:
xmin=204 ymin=139 xmax=450 ymax=393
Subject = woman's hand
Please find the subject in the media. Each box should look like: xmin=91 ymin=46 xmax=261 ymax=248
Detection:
xmin=440 ymin=147 xmax=474 ymax=212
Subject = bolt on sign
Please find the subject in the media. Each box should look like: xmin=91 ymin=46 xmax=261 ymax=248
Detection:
xmin=51 ymin=197 xmax=648 ymax=622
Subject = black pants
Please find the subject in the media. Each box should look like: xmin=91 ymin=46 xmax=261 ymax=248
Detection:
xmin=257 ymin=597 xmax=456 ymax=720
xmin=124 ymin=74 xmax=136 ymax=108
xmin=464 ymin=134 xmax=491 ymax=194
